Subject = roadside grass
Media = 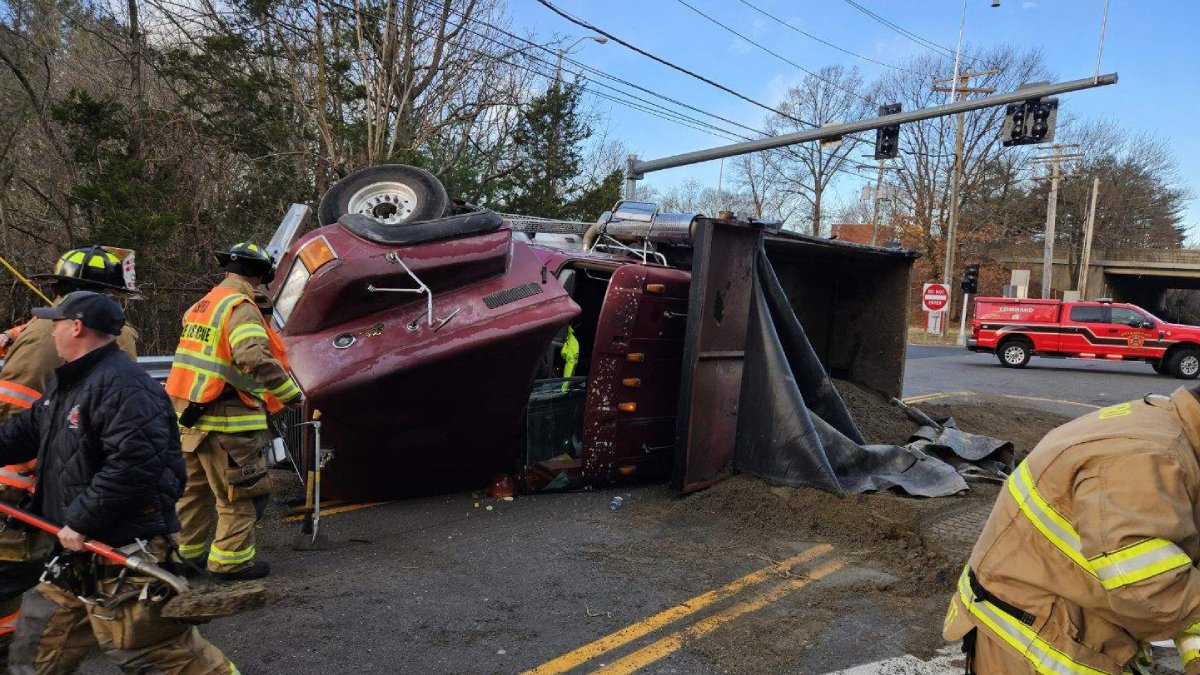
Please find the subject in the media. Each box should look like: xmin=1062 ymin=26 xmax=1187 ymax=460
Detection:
xmin=907 ymin=325 xmax=967 ymax=347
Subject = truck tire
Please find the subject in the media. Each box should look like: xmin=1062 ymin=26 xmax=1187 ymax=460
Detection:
xmin=997 ymin=339 xmax=1031 ymax=369
xmin=1167 ymin=348 xmax=1200 ymax=380
xmin=319 ymin=164 xmax=449 ymax=227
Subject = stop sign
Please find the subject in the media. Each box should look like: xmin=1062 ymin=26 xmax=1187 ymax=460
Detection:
xmin=922 ymin=283 xmax=949 ymax=313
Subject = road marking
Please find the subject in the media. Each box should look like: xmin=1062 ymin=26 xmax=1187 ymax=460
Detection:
xmin=902 ymin=391 xmax=1100 ymax=410
xmin=521 ymin=544 xmax=834 ymax=675
xmin=285 ymin=500 xmax=347 ymax=515
xmin=592 ymin=558 xmax=846 ymax=675
xmin=282 ymin=501 xmax=390 ymax=522
xmin=991 ymin=393 xmax=1099 ymax=409
xmin=902 ymin=391 xmax=974 ymax=404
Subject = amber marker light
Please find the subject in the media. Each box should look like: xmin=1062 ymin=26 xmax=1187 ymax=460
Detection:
xmin=626 ymin=353 xmax=645 ymax=363
xmin=645 ymin=283 xmax=666 ymax=294
xmin=298 ymin=236 xmax=338 ymax=273
xmin=618 ymin=402 xmax=637 ymax=413
xmin=622 ymin=378 xmax=642 ymax=388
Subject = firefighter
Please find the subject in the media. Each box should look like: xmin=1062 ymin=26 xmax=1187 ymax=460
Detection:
xmin=0 ymin=291 xmax=235 ymax=673
xmin=559 ymin=323 xmax=579 ymax=392
xmin=166 ymin=242 xmax=301 ymax=581
xmin=944 ymin=387 xmax=1200 ymax=674
xmin=0 ymin=246 xmax=139 ymax=669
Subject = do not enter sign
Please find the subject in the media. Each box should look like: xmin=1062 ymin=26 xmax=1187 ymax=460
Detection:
xmin=922 ymin=283 xmax=949 ymax=313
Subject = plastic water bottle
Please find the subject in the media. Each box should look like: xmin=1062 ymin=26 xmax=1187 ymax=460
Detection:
xmin=609 ymin=496 xmax=624 ymax=511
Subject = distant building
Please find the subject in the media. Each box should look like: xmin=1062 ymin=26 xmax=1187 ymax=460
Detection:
xmin=831 ymin=222 xmax=893 ymax=245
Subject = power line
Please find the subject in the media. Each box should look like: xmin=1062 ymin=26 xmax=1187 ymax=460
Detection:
xmin=534 ymin=0 xmax=813 ymax=128
xmin=319 ymin=0 xmax=773 ymax=141
xmin=674 ymin=0 xmax=877 ymax=106
xmin=317 ymin=0 xmax=754 ymax=142
xmin=840 ymin=0 xmax=982 ymax=66
xmin=734 ymin=0 xmax=920 ymax=75
xmin=453 ymin=8 xmax=773 ymax=137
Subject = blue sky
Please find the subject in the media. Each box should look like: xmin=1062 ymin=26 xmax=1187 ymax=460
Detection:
xmin=508 ymin=0 xmax=1199 ymax=232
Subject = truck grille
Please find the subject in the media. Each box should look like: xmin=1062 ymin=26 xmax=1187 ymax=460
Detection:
xmin=484 ymin=282 xmax=543 ymax=309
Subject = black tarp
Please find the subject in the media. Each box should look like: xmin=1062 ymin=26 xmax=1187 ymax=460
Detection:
xmin=733 ymin=247 xmax=971 ymax=497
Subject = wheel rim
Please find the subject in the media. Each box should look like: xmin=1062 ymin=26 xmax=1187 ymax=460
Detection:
xmin=1182 ymin=355 xmax=1200 ymax=376
xmin=1003 ymin=345 xmax=1026 ymax=365
xmin=347 ymin=181 xmax=419 ymax=225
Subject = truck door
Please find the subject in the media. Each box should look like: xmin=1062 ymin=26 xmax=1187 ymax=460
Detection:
xmin=580 ymin=265 xmax=691 ymax=485
xmin=1109 ymin=306 xmax=1159 ymax=358
xmin=1065 ymin=304 xmax=1111 ymax=356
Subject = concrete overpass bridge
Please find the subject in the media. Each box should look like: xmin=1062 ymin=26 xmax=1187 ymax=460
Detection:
xmin=992 ymin=246 xmax=1200 ymax=309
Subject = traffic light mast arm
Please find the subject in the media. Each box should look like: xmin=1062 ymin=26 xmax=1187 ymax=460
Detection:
xmin=627 ymin=73 xmax=1116 ymax=181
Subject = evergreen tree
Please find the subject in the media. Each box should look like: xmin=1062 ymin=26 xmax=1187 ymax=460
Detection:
xmin=497 ymin=81 xmax=617 ymax=220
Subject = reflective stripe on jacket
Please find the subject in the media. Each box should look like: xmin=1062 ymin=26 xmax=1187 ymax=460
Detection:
xmin=0 ymin=312 xmax=137 ymax=426
xmin=945 ymin=388 xmax=1200 ymax=675
xmin=0 ymin=459 xmax=35 ymax=492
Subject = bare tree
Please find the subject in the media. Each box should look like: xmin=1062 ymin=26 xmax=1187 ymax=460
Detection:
xmin=731 ymin=152 xmax=801 ymax=226
xmin=762 ymin=65 xmax=870 ymax=236
xmin=873 ymin=45 xmax=1052 ymax=277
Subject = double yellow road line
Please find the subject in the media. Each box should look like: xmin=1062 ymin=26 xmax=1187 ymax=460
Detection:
xmin=524 ymin=544 xmax=845 ymax=674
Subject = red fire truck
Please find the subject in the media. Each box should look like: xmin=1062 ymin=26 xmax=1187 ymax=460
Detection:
xmin=966 ymin=297 xmax=1200 ymax=379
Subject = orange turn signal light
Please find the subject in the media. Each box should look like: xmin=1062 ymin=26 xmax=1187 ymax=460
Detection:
xmin=298 ymin=236 xmax=338 ymax=273
xmin=622 ymin=378 xmax=642 ymax=388
xmin=618 ymin=402 xmax=637 ymax=413
xmin=618 ymin=465 xmax=637 ymax=477
xmin=645 ymin=283 xmax=666 ymax=294
xmin=626 ymin=353 xmax=645 ymax=363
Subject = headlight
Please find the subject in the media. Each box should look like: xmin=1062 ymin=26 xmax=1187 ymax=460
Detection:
xmin=273 ymin=260 xmax=310 ymax=326
xmin=273 ymin=236 xmax=339 ymax=326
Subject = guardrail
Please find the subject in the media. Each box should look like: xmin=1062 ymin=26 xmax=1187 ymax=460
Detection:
xmin=0 ymin=355 xmax=307 ymax=472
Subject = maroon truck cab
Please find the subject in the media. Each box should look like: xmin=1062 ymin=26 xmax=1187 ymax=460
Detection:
xmin=966 ymin=296 xmax=1200 ymax=379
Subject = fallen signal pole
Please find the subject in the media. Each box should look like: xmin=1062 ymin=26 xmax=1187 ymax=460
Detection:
xmin=624 ymin=72 xmax=1118 ymax=197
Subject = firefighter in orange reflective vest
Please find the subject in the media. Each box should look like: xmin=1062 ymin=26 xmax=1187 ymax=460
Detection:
xmin=0 ymin=246 xmax=138 ymax=669
xmin=166 ymin=243 xmax=301 ymax=581
xmin=945 ymin=389 xmax=1200 ymax=674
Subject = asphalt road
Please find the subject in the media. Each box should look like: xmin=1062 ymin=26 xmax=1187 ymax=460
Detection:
xmin=71 ymin=346 xmax=1188 ymax=675
xmin=903 ymin=344 xmax=1181 ymax=415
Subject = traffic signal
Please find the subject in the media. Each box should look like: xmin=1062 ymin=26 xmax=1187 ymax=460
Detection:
xmin=1002 ymin=97 xmax=1058 ymax=146
xmin=874 ymin=103 xmax=901 ymax=159
xmin=961 ymin=264 xmax=980 ymax=294
xmin=1028 ymin=98 xmax=1057 ymax=143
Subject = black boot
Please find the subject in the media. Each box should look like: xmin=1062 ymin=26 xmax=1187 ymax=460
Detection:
xmin=212 ymin=561 xmax=270 ymax=582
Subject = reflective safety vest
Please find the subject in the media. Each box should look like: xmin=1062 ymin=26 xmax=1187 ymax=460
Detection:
xmin=252 ymin=323 xmax=291 ymax=415
xmin=166 ymin=287 xmax=263 ymax=404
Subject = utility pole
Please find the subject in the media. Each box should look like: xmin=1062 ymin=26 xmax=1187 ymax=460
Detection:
xmin=1077 ymin=177 xmax=1100 ymax=299
xmin=1031 ymin=143 xmax=1083 ymax=299
xmin=932 ymin=69 xmax=997 ymax=330
xmin=856 ymin=158 xmax=902 ymax=246
xmin=871 ymin=160 xmax=886 ymax=245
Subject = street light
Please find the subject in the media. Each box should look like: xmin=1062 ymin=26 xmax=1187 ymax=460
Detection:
xmin=555 ymin=35 xmax=607 ymax=81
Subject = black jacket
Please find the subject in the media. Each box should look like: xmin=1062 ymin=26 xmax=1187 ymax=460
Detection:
xmin=0 ymin=342 xmax=185 ymax=545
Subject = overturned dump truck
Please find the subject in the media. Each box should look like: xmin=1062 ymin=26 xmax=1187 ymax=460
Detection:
xmin=269 ymin=165 xmax=918 ymax=502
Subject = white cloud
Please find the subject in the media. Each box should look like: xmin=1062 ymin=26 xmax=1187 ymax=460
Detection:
xmin=729 ymin=38 xmax=753 ymax=54
xmin=1022 ymin=1 xmax=1039 ymax=9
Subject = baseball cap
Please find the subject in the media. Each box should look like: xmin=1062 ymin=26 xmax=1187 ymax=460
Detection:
xmin=31 ymin=291 xmax=125 ymax=335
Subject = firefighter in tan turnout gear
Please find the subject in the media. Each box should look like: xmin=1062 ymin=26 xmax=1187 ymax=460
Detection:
xmin=944 ymin=387 xmax=1200 ymax=674
xmin=0 ymin=246 xmax=138 ymax=669
xmin=166 ymin=242 xmax=301 ymax=581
